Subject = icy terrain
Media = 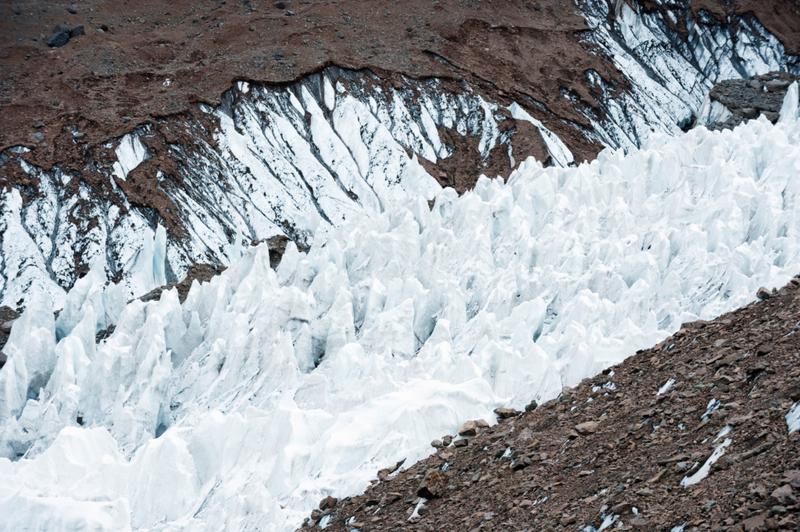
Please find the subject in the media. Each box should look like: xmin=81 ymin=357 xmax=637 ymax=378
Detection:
xmin=0 ymin=69 xmax=567 ymax=310
xmin=580 ymin=0 xmax=800 ymax=149
xmin=2 ymin=94 xmax=800 ymax=530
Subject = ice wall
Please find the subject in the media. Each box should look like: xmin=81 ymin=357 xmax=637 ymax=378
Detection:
xmin=2 ymin=112 xmax=800 ymax=531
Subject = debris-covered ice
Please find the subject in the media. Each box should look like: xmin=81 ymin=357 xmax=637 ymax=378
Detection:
xmin=3 ymin=113 xmax=800 ymax=531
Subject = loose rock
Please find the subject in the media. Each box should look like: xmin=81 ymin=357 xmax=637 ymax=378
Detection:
xmin=417 ymin=469 xmax=447 ymax=499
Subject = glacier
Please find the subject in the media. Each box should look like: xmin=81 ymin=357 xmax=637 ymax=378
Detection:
xmin=2 ymin=97 xmax=800 ymax=530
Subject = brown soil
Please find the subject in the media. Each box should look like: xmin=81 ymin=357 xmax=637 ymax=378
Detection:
xmin=0 ymin=0 xmax=614 ymax=173
xmin=309 ymin=278 xmax=800 ymax=532
xmin=138 ymin=262 xmax=226 ymax=304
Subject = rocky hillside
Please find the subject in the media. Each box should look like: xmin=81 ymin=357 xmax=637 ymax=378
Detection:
xmin=312 ymin=280 xmax=800 ymax=532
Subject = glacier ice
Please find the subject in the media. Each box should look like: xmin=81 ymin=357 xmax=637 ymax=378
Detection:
xmin=112 ymin=134 xmax=150 ymax=182
xmin=580 ymin=0 xmax=800 ymax=150
xmin=3 ymin=115 xmax=800 ymax=531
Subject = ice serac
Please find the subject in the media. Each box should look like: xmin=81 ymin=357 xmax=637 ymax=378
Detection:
xmin=3 ymin=114 xmax=800 ymax=531
xmin=779 ymin=82 xmax=800 ymax=123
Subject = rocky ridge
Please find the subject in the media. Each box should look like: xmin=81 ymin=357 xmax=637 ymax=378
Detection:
xmin=308 ymin=279 xmax=800 ymax=532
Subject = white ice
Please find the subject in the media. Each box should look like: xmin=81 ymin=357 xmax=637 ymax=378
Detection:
xmin=4 ymin=116 xmax=800 ymax=531
xmin=112 ymin=134 xmax=150 ymax=182
xmin=680 ymin=438 xmax=732 ymax=487
xmin=787 ymin=401 xmax=800 ymax=433
xmin=657 ymin=378 xmax=675 ymax=396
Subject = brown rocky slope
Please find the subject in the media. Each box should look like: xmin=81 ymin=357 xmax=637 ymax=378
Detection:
xmin=2 ymin=0 xmax=800 ymax=177
xmin=306 ymin=279 xmax=800 ymax=532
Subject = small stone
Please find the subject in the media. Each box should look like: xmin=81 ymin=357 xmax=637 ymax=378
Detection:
xmin=756 ymin=345 xmax=771 ymax=356
xmin=336 ymin=30 xmax=344 ymax=39
xmin=406 ymin=26 xmax=413 ymax=32
xmin=611 ymin=502 xmax=632 ymax=515
xmin=770 ymin=505 xmax=787 ymax=515
xmin=69 ymin=26 xmax=85 ymax=38
xmin=417 ymin=469 xmax=447 ymax=499
xmin=46 ymin=30 xmax=70 ymax=48
xmin=13 ymin=6 xmax=21 ymax=15
xmin=510 ymin=457 xmax=531 ymax=470
xmin=67 ymin=6 xmax=77 ymax=14
xmin=766 ymin=79 xmax=791 ymax=91
xmin=493 ymin=407 xmax=518 ymax=419
xmin=285 ymin=10 xmax=295 ymax=15
xmin=770 ymin=485 xmax=796 ymax=505
xmin=453 ymin=438 xmax=468 ymax=448
xmin=380 ymin=492 xmax=402 ymax=506
xmin=559 ymin=515 xmax=577 ymax=526
xmin=249 ymin=26 xmax=255 ymax=31
xmin=762 ymin=111 xmax=780 ymax=123
xmin=630 ymin=517 xmax=650 ymax=527
xmin=525 ymin=399 xmax=538 ymax=412
xmin=742 ymin=108 xmax=758 ymax=119
xmin=319 ymin=496 xmax=337 ymax=510
xmin=742 ymin=512 xmax=767 ymax=532
xmin=756 ymin=287 xmax=771 ymax=299
xmin=442 ymin=435 xmax=452 ymax=446
xmin=30 ymin=132 xmax=44 ymax=143
xmin=575 ymin=421 xmax=599 ymax=435
xmin=72 ymin=132 xmax=85 ymax=139
xmin=712 ymin=455 xmax=734 ymax=471
xmin=458 ymin=420 xmax=477 ymax=437
xmin=122 ymin=116 xmax=132 ymax=122
xmin=273 ymin=1 xmax=285 ymax=8
xmin=431 ymin=439 xmax=443 ymax=448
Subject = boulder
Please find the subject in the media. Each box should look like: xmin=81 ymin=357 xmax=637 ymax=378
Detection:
xmin=575 ymin=421 xmax=599 ymax=435
xmin=493 ymin=407 xmax=518 ymax=419
xmin=458 ymin=420 xmax=477 ymax=437
xmin=47 ymin=28 xmax=70 ymax=47
xmin=319 ymin=496 xmax=337 ymax=510
xmin=417 ymin=469 xmax=447 ymax=499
